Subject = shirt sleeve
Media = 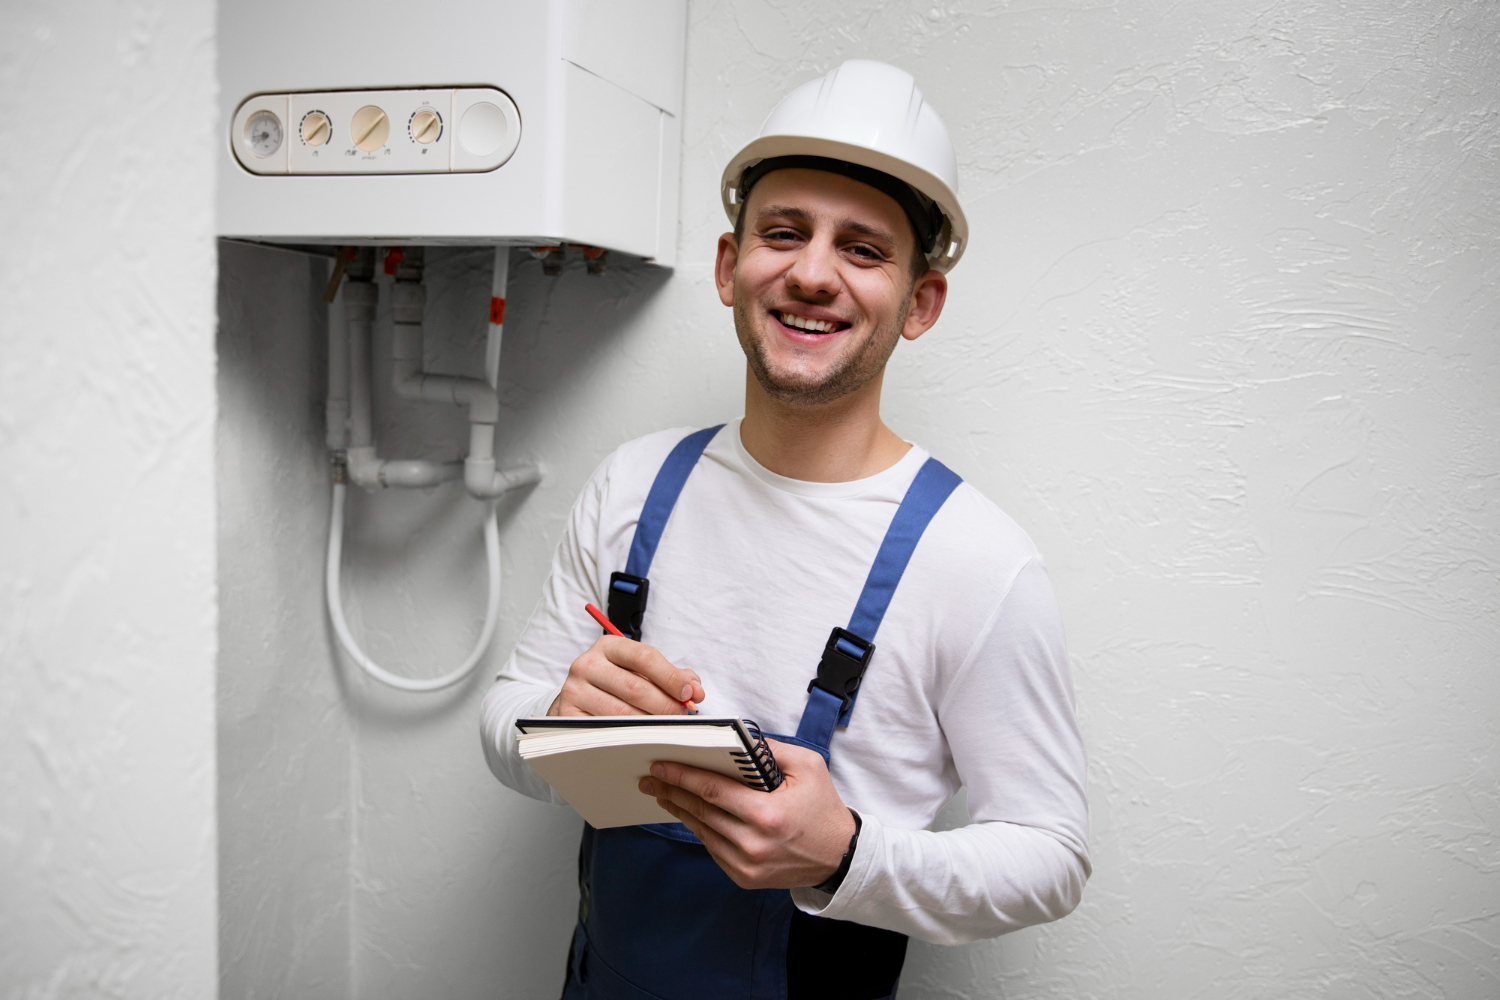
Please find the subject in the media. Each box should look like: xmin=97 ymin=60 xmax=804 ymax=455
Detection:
xmin=479 ymin=455 xmax=615 ymax=805
xmin=790 ymin=557 xmax=1091 ymax=944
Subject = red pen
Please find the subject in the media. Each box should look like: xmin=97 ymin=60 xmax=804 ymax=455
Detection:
xmin=585 ymin=603 xmax=698 ymax=712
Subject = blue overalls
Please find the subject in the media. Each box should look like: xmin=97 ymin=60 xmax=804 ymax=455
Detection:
xmin=562 ymin=426 xmax=962 ymax=1000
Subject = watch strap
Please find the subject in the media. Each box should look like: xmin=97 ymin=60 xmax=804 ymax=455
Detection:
xmin=812 ymin=808 xmax=862 ymax=894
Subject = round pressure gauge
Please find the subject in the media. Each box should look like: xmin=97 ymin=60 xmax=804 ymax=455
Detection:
xmin=245 ymin=110 xmax=283 ymax=158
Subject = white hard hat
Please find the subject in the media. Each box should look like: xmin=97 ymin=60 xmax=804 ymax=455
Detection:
xmin=721 ymin=60 xmax=968 ymax=272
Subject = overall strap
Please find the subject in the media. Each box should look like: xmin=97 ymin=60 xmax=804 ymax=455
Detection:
xmin=606 ymin=425 xmax=724 ymax=639
xmin=794 ymin=457 xmax=963 ymax=754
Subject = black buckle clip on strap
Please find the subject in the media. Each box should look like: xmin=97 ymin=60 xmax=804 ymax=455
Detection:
xmin=606 ymin=572 xmax=649 ymax=641
xmin=809 ymin=627 xmax=876 ymax=713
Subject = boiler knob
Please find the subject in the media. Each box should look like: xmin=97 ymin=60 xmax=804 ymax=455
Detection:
xmin=410 ymin=109 xmax=442 ymax=144
xmin=351 ymin=105 xmax=389 ymax=152
xmin=301 ymin=111 xmax=330 ymax=146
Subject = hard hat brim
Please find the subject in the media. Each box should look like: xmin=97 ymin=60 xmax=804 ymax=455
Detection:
xmin=721 ymin=134 xmax=968 ymax=273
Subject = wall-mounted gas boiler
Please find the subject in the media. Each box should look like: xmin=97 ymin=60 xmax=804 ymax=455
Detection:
xmin=218 ymin=0 xmax=687 ymax=265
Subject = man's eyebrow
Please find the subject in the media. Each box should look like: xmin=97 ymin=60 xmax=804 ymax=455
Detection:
xmin=753 ymin=205 xmax=900 ymax=248
xmin=753 ymin=204 xmax=815 ymax=225
xmin=838 ymin=218 xmax=899 ymax=247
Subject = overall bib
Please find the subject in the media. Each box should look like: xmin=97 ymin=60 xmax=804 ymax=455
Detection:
xmin=561 ymin=426 xmax=962 ymax=1000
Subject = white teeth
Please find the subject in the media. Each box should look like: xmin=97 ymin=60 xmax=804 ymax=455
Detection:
xmin=777 ymin=312 xmax=838 ymax=333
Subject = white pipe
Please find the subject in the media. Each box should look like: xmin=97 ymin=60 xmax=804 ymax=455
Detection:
xmin=464 ymin=423 xmax=541 ymax=499
xmin=390 ymin=281 xmax=501 ymax=422
xmin=485 ymin=246 xmax=508 ymax=388
xmin=384 ymin=251 xmax=539 ymax=499
xmin=463 ymin=248 xmax=538 ymax=497
xmin=345 ymin=280 xmax=376 ymax=449
xmin=346 ymin=447 xmax=461 ymax=489
xmin=379 ymin=458 xmax=463 ymax=488
xmin=323 ymin=253 xmax=533 ymax=695
xmin=326 ymin=480 xmax=499 ymax=692
xmin=343 ymin=278 xmax=458 ymax=490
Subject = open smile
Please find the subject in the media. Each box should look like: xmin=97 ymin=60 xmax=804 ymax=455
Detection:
xmin=771 ymin=310 xmax=851 ymax=336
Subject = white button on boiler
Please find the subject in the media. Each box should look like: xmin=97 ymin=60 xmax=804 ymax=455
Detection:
xmin=459 ymin=102 xmax=509 ymax=157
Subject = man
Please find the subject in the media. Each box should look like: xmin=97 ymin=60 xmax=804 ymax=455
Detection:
xmin=481 ymin=60 xmax=1088 ymax=1000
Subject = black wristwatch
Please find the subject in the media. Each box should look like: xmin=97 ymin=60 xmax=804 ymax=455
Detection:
xmin=812 ymin=809 xmax=862 ymax=894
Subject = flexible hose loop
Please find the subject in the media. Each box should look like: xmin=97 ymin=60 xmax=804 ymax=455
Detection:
xmin=326 ymin=481 xmax=499 ymax=692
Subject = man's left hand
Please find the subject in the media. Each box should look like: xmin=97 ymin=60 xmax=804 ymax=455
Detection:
xmin=638 ymin=740 xmax=856 ymax=890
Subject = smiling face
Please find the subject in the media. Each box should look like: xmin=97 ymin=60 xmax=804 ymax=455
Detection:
xmin=715 ymin=168 xmax=948 ymax=409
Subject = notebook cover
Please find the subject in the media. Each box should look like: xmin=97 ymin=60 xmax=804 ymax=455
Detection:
xmin=516 ymin=717 xmax=780 ymax=829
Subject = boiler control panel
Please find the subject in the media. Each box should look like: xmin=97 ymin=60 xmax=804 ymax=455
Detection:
xmin=230 ymin=87 xmax=521 ymax=175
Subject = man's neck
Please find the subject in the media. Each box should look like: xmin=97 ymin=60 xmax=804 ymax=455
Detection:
xmin=738 ymin=369 xmax=911 ymax=483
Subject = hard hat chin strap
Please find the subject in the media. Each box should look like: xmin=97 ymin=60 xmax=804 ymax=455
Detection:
xmin=737 ymin=155 xmax=944 ymax=257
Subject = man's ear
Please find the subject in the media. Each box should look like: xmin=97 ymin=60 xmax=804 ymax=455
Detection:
xmin=901 ymin=269 xmax=948 ymax=342
xmin=714 ymin=232 xmax=739 ymax=308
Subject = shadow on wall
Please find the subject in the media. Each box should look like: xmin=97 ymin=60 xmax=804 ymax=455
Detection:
xmin=217 ymin=237 xmax=682 ymax=744
xmin=216 ymin=239 xmax=680 ymax=1000
xmin=217 ymin=241 xmax=352 ymax=1000
xmin=335 ymin=244 xmax=673 ymax=726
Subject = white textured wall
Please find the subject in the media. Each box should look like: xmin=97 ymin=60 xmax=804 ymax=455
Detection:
xmin=217 ymin=245 xmax=352 ymax=999
xmin=688 ymin=4 xmax=1500 ymax=994
xmin=215 ymin=0 xmax=1498 ymax=997
xmin=0 ymin=0 xmax=220 ymax=997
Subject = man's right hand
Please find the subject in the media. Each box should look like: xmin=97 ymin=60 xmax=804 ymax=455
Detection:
xmin=547 ymin=636 xmax=706 ymax=716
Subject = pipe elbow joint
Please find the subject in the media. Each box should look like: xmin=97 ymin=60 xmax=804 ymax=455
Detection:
xmin=345 ymin=446 xmax=383 ymax=490
xmin=455 ymin=381 xmax=500 ymax=424
xmin=464 ymin=457 xmax=542 ymax=500
xmin=392 ymin=359 xmax=426 ymax=403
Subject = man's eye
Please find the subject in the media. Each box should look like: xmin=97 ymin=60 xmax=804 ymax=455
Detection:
xmin=764 ymin=229 xmax=800 ymax=242
xmin=847 ymin=244 xmax=884 ymax=261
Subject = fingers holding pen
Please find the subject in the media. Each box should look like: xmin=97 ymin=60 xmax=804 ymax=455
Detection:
xmin=549 ymin=636 xmax=705 ymax=716
xmin=605 ymin=637 xmax=706 ymax=707
xmin=586 ymin=641 xmax=694 ymax=714
xmin=583 ymin=602 xmax=705 ymax=708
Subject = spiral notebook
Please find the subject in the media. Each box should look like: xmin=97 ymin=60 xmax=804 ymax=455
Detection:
xmin=515 ymin=716 xmax=784 ymax=829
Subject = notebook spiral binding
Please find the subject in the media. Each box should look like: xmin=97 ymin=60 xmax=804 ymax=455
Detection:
xmin=731 ymin=719 xmax=785 ymax=792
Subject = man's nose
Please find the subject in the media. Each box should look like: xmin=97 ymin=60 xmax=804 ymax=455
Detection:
xmin=784 ymin=236 xmax=841 ymax=299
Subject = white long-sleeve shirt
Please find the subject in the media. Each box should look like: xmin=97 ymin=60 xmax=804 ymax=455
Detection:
xmin=480 ymin=421 xmax=1090 ymax=945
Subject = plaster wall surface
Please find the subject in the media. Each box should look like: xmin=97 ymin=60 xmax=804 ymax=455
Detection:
xmin=0 ymin=0 xmax=220 ymax=997
xmin=215 ymin=0 xmax=1498 ymax=997
xmin=217 ymin=244 xmax=353 ymax=999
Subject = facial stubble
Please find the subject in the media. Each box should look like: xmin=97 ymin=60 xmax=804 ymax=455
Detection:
xmin=733 ymin=289 xmax=913 ymax=408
